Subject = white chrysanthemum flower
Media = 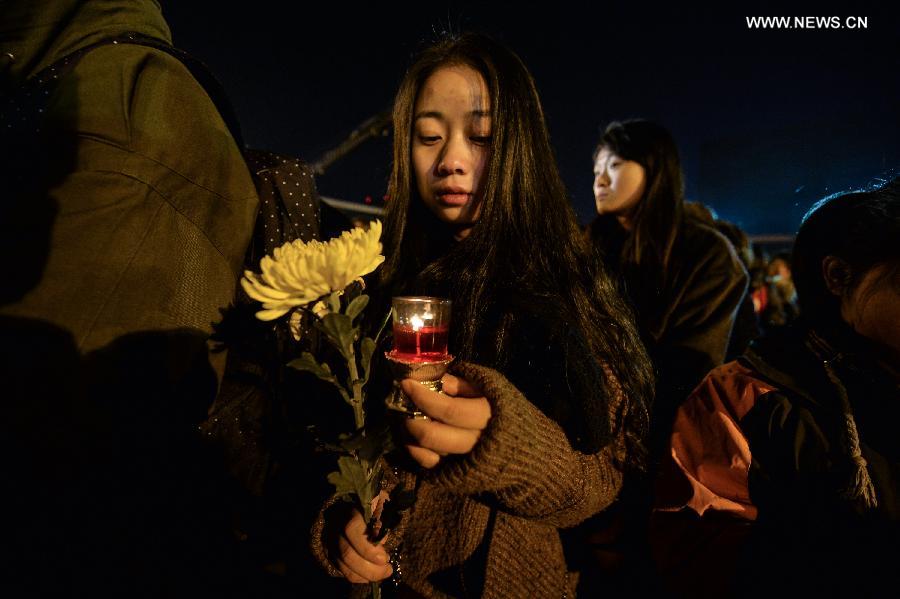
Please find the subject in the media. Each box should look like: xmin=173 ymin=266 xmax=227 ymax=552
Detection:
xmin=241 ymin=220 xmax=385 ymax=321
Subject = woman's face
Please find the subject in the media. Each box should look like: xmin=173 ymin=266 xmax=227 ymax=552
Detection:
xmin=840 ymin=262 xmax=900 ymax=364
xmin=412 ymin=65 xmax=491 ymax=240
xmin=593 ymin=147 xmax=646 ymax=228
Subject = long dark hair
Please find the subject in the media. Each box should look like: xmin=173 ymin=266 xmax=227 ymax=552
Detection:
xmin=792 ymin=176 xmax=900 ymax=330
xmin=587 ymin=119 xmax=685 ymax=288
xmin=380 ymin=32 xmax=652 ymax=461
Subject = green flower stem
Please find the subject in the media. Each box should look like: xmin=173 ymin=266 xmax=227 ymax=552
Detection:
xmin=344 ymin=327 xmax=381 ymax=599
xmin=346 ymin=343 xmax=365 ymax=430
xmin=345 ymin=343 xmax=376 ymax=518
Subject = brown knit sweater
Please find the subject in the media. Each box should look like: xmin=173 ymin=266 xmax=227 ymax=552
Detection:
xmin=312 ymin=361 xmax=627 ymax=598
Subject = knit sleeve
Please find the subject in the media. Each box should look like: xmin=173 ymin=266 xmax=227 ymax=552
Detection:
xmin=308 ymin=493 xmax=347 ymax=578
xmin=425 ymin=361 xmax=624 ymax=528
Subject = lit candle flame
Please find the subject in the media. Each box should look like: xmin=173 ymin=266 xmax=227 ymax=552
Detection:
xmin=410 ymin=315 xmax=425 ymax=331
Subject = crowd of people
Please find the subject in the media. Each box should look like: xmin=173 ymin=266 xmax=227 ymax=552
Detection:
xmin=2 ymin=2 xmax=896 ymax=597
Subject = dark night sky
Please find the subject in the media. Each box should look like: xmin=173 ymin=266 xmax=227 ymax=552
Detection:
xmin=161 ymin=3 xmax=899 ymax=235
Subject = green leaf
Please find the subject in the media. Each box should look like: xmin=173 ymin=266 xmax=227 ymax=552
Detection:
xmin=287 ymin=352 xmax=350 ymax=403
xmin=346 ymin=294 xmax=369 ymax=320
xmin=328 ymin=455 xmax=370 ymax=499
xmin=360 ymin=337 xmax=376 ymax=385
xmin=336 ymin=429 xmax=366 ymax=452
xmin=326 ymin=470 xmax=355 ymax=497
xmin=338 ymin=423 xmax=392 ymax=459
xmin=327 ymin=291 xmax=341 ymax=314
xmin=288 ymin=352 xmax=333 ymax=379
xmin=358 ymin=424 xmax=392 ymax=463
xmin=317 ymin=312 xmax=355 ymax=358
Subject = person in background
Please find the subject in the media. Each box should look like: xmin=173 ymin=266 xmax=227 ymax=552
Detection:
xmin=767 ymin=251 xmax=796 ymax=300
xmin=683 ymin=201 xmax=759 ymax=359
xmin=584 ymin=120 xmax=748 ymax=593
xmin=587 ymin=120 xmax=748 ymax=455
xmin=712 ymin=219 xmax=760 ymax=359
xmin=652 ymin=177 xmax=900 ymax=596
xmin=682 ymin=198 xmax=716 ymax=223
xmin=749 ymin=258 xmax=770 ymax=313
xmin=1 ymin=1 xmax=258 ymax=593
xmin=758 ymin=250 xmax=800 ymax=333
xmin=713 ymin=220 xmax=755 ymax=273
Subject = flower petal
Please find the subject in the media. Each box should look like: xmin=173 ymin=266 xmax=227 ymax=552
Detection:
xmin=242 ymin=219 xmax=386 ymax=321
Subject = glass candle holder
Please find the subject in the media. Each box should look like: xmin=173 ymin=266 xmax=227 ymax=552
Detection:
xmin=389 ymin=296 xmax=451 ymax=361
xmin=384 ymin=296 xmax=453 ymax=418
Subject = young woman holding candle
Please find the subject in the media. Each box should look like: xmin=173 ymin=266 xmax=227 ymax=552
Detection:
xmin=311 ymin=33 xmax=653 ymax=597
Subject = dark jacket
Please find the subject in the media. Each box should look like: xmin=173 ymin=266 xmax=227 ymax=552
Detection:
xmin=1 ymin=0 xmax=257 ymax=357
xmin=591 ymin=216 xmax=749 ymax=453
xmin=653 ymin=325 xmax=899 ymax=596
xmin=1 ymin=2 xmax=258 ymax=593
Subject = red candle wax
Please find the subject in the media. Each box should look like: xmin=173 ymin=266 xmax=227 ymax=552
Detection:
xmin=392 ymin=323 xmax=449 ymax=361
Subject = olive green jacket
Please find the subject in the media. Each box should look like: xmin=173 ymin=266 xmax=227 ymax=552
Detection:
xmin=1 ymin=0 xmax=258 ymax=358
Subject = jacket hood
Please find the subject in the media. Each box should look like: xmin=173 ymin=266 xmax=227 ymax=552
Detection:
xmin=1 ymin=0 xmax=171 ymax=85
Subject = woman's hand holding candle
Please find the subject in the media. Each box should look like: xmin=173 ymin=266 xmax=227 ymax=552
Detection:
xmin=400 ymin=374 xmax=492 ymax=469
